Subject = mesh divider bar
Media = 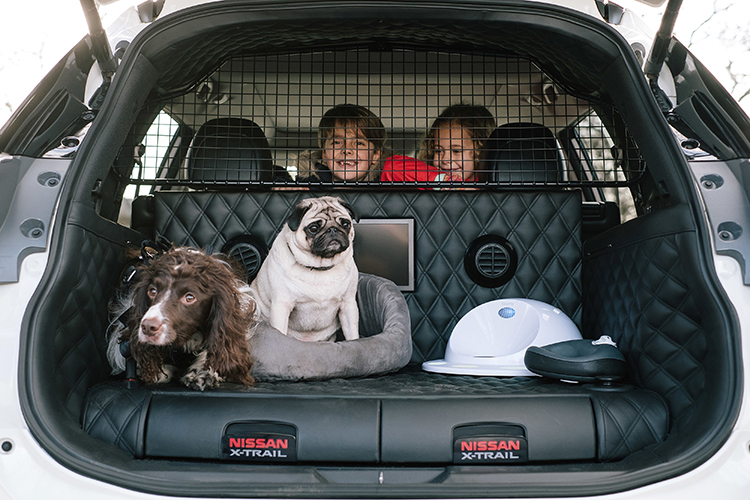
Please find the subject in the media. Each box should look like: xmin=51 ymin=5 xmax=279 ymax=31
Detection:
xmin=131 ymin=49 xmax=645 ymax=190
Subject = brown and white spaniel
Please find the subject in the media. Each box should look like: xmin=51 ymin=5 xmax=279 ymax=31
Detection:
xmin=107 ymin=247 xmax=255 ymax=390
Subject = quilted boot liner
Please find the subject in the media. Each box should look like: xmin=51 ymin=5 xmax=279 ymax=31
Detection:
xmin=82 ymin=371 xmax=668 ymax=464
xmin=86 ymin=189 xmax=665 ymax=464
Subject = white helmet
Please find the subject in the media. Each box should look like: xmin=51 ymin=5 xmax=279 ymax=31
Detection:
xmin=422 ymin=298 xmax=582 ymax=376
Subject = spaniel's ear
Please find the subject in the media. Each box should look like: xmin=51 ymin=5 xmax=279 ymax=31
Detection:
xmin=130 ymin=339 xmax=165 ymax=384
xmin=205 ymin=279 xmax=254 ymax=386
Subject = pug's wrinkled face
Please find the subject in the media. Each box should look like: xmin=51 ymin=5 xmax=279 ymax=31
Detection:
xmin=303 ymin=209 xmax=353 ymax=258
xmin=286 ymin=196 xmax=357 ymax=260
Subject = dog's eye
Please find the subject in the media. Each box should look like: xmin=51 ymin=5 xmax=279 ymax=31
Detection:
xmin=147 ymin=286 xmax=157 ymax=299
xmin=183 ymin=293 xmax=196 ymax=304
xmin=307 ymin=223 xmax=320 ymax=234
xmin=340 ymin=219 xmax=351 ymax=229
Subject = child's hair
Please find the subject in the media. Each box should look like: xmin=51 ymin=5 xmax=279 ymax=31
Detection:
xmin=417 ymin=104 xmax=496 ymax=166
xmin=317 ymin=104 xmax=387 ymax=151
xmin=315 ymin=104 xmax=387 ymax=181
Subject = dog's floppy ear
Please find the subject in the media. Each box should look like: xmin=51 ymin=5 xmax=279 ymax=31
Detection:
xmin=130 ymin=338 xmax=167 ymax=384
xmin=286 ymin=202 xmax=311 ymax=232
xmin=339 ymin=199 xmax=359 ymax=223
xmin=205 ymin=274 xmax=254 ymax=386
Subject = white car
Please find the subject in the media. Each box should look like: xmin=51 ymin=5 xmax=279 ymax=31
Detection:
xmin=2 ymin=0 xmax=749 ymax=498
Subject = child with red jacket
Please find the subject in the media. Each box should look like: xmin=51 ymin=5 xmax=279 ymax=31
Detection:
xmin=382 ymin=104 xmax=495 ymax=186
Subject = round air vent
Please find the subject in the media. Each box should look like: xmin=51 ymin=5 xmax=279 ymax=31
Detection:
xmin=464 ymin=235 xmax=518 ymax=288
xmin=221 ymin=234 xmax=268 ymax=282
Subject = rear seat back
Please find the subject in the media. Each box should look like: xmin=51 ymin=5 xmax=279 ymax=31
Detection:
xmin=187 ymin=118 xmax=274 ymax=182
xmin=137 ymin=189 xmax=582 ymax=362
xmin=485 ymin=123 xmax=563 ymax=184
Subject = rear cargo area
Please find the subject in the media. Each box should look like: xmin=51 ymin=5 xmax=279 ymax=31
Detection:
xmin=81 ymin=190 xmax=668 ymax=465
xmin=19 ymin=2 xmax=740 ymax=497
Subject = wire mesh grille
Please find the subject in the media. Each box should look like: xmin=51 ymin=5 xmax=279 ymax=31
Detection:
xmin=129 ymin=48 xmax=645 ymax=191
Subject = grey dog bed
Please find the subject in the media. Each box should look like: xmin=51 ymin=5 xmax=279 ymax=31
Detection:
xmin=248 ymin=273 xmax=412 ymax=381
xmin=107 ymin=273 xmax=411 ymax=383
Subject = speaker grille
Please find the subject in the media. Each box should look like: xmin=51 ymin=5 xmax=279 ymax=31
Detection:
xmin=464 ymin=234 xmax=517 ymax=288
xmin=227 ymin=244 xmax=263 ymax=278
xmin=475 ymin=242 xmax=510 ymax=279
xmin=221 ymin=234 xmax=268 ymax=282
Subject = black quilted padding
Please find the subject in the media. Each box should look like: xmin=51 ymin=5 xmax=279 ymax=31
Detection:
xmin=590 ymin=389 xmax=669 ymax=461
xmin=82 ymin=384 xmax=152 ymax=458
xmin=25 ymin=203 xmax=144 ymax=441
xmin=83 ymin=373 xmax=667 ymax=462
xmin=583 ymin=225 xmax=707 ymax=429
xmin=147 ymin=190 xmax=582 ymax=363
xmin=52 ymin=226 xmax=127 ymax=417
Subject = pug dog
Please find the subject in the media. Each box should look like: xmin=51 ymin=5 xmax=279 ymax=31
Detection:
xmin=250 ymin=196 xmax=359 ymax=342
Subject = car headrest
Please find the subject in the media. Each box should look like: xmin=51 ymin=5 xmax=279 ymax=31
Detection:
xmin=188 ymin=118 xmax=274 ymax=182
xmin=484 ymin=123 xmax=562 ymax=184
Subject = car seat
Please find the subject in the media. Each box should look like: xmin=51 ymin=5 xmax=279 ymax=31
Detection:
xmin=485 ymin=122 xmax=563 ymax=184
xmin=187 ymin=117 xmax=275 ymax=182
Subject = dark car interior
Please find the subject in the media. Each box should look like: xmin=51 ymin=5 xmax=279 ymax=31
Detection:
xmin=18 ymin=2 xmax=741 ymax=498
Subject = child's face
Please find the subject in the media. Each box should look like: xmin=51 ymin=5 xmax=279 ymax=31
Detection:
xmin=322 ymin=126 xmax=380 ymax=182
xmin=433 ymin=124 xmax=478 ymax=181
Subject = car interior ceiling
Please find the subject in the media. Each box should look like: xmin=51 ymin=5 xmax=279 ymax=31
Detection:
xmin=19 ymin=5 xmax=740 ymax=497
